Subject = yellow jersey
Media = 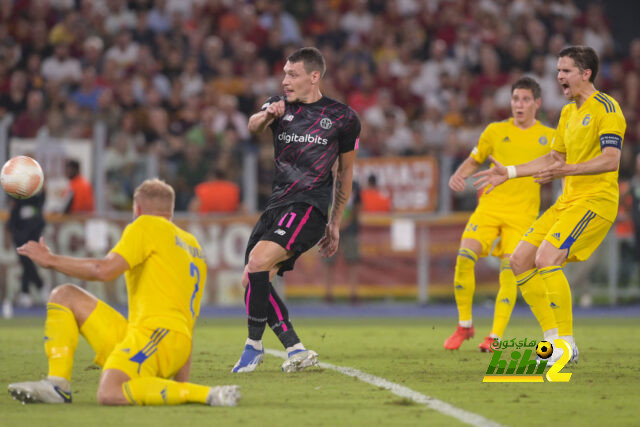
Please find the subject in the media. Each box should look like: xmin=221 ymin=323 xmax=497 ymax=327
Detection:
xmin=551 ymin=91 xmax=626 ymax=222
xmin=471 ymin=118 xmax=554 ymax=217
xmin=110 ymin=215 xmax=207 ymax=338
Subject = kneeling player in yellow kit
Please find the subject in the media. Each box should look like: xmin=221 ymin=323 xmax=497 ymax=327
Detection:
xmin=8 ymin=179 xmax=241 ymax=406
xmin=475 ymin=46 xmax=626 ymax=364
xmin=444 ymin=77 xmax=555 ymax=351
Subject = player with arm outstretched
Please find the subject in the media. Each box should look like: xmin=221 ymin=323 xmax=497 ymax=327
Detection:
xmin=474 ymin=46 xmax=626 ymax=364
xmin=444 ymin=77 xmax=555 ymax=352
xmin=8 ymin=179 xmax=240 ymax=406
xmin=232 ymin=47 xmax=360 ymax=373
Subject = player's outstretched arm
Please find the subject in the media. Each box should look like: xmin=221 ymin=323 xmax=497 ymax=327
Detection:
xmin=533 ymin=146 xmax=620 ymax=184
xmin=449 ymin=157 xmax=481 ymax=192
xmin=17 ymin=237 xmax=129 ymax=282
xmin=248 ymin=100 xmax=285 ymax=134
xmin=319 ymin=150 xmax=356 ymax=257
xmin=473 ymin=152 xmax=557 ymax=193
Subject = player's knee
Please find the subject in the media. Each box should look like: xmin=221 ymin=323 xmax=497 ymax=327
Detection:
xmin=509 ymin=252 xmax=531 ymax=275
xmin=48 ymin=284 xmax=81 ymax=306
xmin=534 ymin=250 xmax=563 ymax=269
xmin=246 ymin=254 xmax=274 ymax=273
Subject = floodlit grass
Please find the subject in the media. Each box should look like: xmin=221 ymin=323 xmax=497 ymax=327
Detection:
xmin=1 ymin=316 xmax=638 ymax=426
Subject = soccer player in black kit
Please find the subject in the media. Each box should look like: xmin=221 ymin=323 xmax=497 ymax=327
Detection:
xmin=232 ymin=47 xmax=360 ymax=373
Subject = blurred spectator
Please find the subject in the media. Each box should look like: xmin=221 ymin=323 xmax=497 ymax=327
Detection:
xmin=70 ymin=66 xmax=104 ymax=111
xmin=361 ymin=174 xmax=391 ymax=213
xmin=212 ymin=94 xmax=250 ymax=141
xmin=41 ymin=42 xmax=81 ymax=85
xmin=0 ymin=70 xmax=28 ymax=117
xmin=64 ymin=159 xmax=95 ymax=213
xmin=6 ymin=190 xmax=46 ymax=308
xmin=104 ymin=31 xmax=139 ymax=72
xmin=259 ymin=1 xmax=302 ymax=45
xmin=11 ymin=90 xmax=46 ymax=137
xmin=189 ymin=168 xmax=241 ymax=214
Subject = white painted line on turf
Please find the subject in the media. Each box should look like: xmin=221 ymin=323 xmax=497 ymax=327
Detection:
xmin=266 ymin=349 xmax=504 ymax=427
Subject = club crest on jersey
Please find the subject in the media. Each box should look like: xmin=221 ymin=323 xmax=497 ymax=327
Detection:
xmin=539 ymin=136 xmax=548 ymax=145
xmin=320 ymin=118 xmax=333 ymax=129
xmin=583 ymin=114 xmax=591 ymax=126
xmin=502 ymin=136 xmax=510 ymax=143
xmin=283 ymin=114 xmax=294 ymax=122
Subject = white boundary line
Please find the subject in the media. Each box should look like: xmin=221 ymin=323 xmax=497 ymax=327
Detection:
xmin=266 ymin=349 xmax=504 ymax=427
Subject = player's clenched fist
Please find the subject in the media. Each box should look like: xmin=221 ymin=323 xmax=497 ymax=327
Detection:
xmin=266 ymin=100 xmax=285 ymax=118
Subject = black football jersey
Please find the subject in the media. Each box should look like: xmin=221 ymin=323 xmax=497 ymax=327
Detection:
xmin=262 ymin=95 xmax=361 ymax=216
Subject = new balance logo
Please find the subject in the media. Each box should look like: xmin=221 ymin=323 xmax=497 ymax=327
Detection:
xmin=121 ymin=348 xmax=130 ymax=354
xmin=274 ymin=229 xmax=286 ymax=236
xmin=283 ymin=114 xmax=294 ymax=122
xmin=499 ymin=298 xmax=510 ymax=304
xmin=455 ymin=284 xmax=464 ymax=290
xmin=160 ymin=387 xmax=168 ymax=404
xmin=550 ymin=302 xmax=558 ymax=309
xmin=552 ymin=233 xmax=561 ymax=240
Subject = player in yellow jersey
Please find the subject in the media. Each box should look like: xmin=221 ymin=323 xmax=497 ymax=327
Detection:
xmin=8 ymin=179 xmax=241 ymax=406
xmin=474 ymin=46 xmax=626 ymax=365
xmin=444 ymin=77 xmax=555 ymax=352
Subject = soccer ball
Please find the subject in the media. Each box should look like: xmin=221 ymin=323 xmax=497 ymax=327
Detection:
xmin=536 ymin=341 xmax=554 ymax=359
xmin=0 ymin=156 xmax=44 ymax=199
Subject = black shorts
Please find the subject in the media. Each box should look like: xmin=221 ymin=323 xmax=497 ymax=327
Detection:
xmin=245 ymin=203 xmax=327 ymax=275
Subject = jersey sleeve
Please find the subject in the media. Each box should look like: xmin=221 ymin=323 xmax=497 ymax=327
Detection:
xmin=597 ymin=107 xmax=626 ymax=151
xmin=110 ymin=217 xmax=152 ymax=269
xmin=339 ymin=108 xmax=361 ymax=153
xmin=469 ymin=124 xmax=494 ymax=163
xmin=551 ymin=106 xmax=568 ymax=153
xmin=261 ymin=95 xmax=283 ymax=132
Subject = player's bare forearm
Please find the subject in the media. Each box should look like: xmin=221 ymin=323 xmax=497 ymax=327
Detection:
xmin=17 ymin=239 xmax=128 ymax=282
xmin=533 ymin=148 xmax=619 ymax=184
xmin=248 ymin=110 xmax=274 ymax=134
xmin=248 ymin=100 xmax=284 ymax=134
xmin=512 ymin=151 xmax=559 ymax=177
xmin=449 ymin=157 xmax=480 ymax=192
xmin=329 ymin=151 xmax=356 ymax=226
xmin=567 ymin=147 xmax=620 ymax=175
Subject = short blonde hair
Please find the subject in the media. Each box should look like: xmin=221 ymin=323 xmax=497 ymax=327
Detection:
xmin=133 ymin=178 xmax=175 ymax=214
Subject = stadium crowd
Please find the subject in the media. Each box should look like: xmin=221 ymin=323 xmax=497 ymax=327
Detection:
xmin=0 ymin=0 xmax=638 ymax=213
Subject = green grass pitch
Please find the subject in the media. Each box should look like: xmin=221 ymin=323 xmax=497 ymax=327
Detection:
xmin=1 ymin=316 xmax=638 ymax=426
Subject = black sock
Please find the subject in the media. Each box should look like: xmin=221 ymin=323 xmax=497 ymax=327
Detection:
xmin=267 ymin=283 xmax=300 ymax=348
xmin=246 ymin=271 xmax=270 ymax=341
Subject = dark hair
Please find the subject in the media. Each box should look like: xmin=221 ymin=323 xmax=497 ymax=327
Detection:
xmin=558 ymin=46 xmax=599 ymax=82
xmin=287 ymin=47 xmax=326 ymax=78
xmin=511 ymin=76 xmax=542 ymax=99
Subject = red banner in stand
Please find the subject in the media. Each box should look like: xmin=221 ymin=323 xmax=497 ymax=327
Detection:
xmin=354 ymin=156 xmax=439 ymax=213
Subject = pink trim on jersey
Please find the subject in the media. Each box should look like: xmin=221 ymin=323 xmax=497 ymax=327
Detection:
xmin=286 ymin=206 xmax=313 ymax=250
xmin=277 ymin=179 xmax=300 ymax=200
xmin=286 ymin=213 xmax=297 ymax=228
xmin=354 ymin=137 xmax=359 ymax=150
xmin=269 ymin=294 xmax=288 ymax=332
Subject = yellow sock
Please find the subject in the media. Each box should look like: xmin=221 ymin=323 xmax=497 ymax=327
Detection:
xmin=123 ymin=377 xmax=210 ymax=405
xmin=516 ymin=268 xmax=557 ymax=332
xmin=539 ymin=266 xmax=573 ymax=336
xmin=491 ymin=258 xmax=517 ymax=338
xmin=44 ymin=303 xmax=79 ymax=381
xmin=453 ymin=248 xmax=477 ymax=323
